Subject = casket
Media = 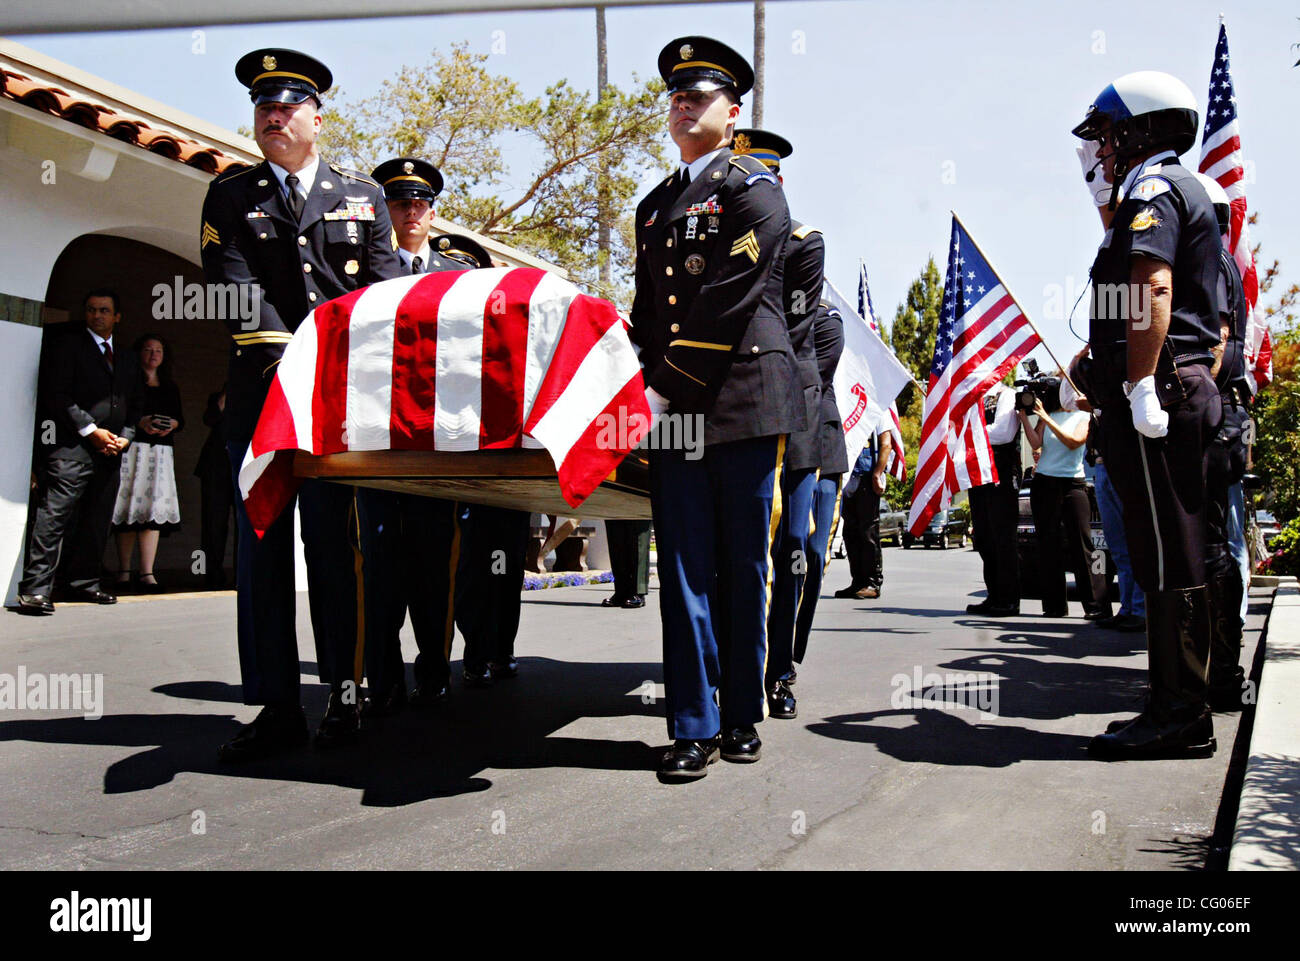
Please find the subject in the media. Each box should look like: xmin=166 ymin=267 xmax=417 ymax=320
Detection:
xmin=294 ymin=448 xmax=651 ymax=519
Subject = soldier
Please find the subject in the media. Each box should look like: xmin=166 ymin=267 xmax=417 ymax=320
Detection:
xmin=202 ymin=49 xmax=402 ymax=761
xmin=791 ymin=300 xmax=850 ymax=673
xmin=354 ymin=158 xmax=469 ymax=718
xmin=629 ymin=36 xmax=801 ymax=779
xmin=1070 ymin=71 xmax=1224 ymax=759
xmin=728 ymin=128 xmax=823 ymax=721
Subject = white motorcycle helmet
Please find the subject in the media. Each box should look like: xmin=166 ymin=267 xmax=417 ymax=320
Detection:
xmin=1073 ymin=71 xmax=1200 ymax=206
xmin=1193 ymin=171 xmax=1232 ymax=239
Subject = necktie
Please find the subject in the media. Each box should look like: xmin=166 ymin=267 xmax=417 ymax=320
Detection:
xmin=411 ymin=255 xmax=423 ymax=275
xmin=285 ymin=174 xmax=304 ymax=221
xmin=102 ymin=342 xmax=114 ymax=368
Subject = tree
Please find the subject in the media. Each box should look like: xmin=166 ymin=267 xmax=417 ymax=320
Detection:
xmin=1246 ymin=212 xmax=1300 ymax=522
xmin=887 ymin=256 xmax=944 ymax=416
xmin=317 ymin=43 xmax=668 ymax=305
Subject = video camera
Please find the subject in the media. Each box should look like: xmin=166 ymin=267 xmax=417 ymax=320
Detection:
xmin=1015 ymin=359 xmax=1061 ymax=414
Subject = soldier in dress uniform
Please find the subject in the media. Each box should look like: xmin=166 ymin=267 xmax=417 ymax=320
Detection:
xmin=790 ymin=300 xmax=849 ymax=672
xmin=629 ymin=36 xmax=802 ymax=779
xmin=354 ymin=158 xmax=467 ymax=719
xmin=728 ymin=129 xmax=823 ymax=722
xmin=1070 ymin=71 xmax=1224 ymax=759
xmin=202 ymin=49 xmax=402 ymax=761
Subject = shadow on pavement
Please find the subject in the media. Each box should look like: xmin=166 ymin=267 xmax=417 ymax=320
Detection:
xmin=0 ymin=657 xmax=664 ymax=807
xmin=807 ymin=708 xmax=1091 ymax=767
xmin=927 ymin=652 xmax=1148 ymax=721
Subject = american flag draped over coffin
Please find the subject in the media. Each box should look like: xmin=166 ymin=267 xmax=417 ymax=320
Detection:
xmin=238 ymin=266 xmax=651 ymax=535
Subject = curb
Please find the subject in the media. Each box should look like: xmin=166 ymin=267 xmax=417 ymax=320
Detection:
xmin=1229 ymin=579 xmax=1300 ymax=870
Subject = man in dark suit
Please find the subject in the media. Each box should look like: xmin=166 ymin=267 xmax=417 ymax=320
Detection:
xmin=201 ymin=48 xmax=402 ymax=761
xmin=630 ymin=36 xmax=801 ymax=779
xmin=16 ymin=289 xmax=142 ymax=614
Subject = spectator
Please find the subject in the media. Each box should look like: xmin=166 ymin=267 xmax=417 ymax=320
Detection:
xmin=194 ymin=384 xmax=234 ymax=589
xmin=1018 ymin=392 xmax=1110 ymax=619
xmin=835 ymin=408 xmax=891 ymax=600
xmin=112 ymin=333 xmax=183 ymax=593
xmin=14 ymin=289 xmax=142 ymax=615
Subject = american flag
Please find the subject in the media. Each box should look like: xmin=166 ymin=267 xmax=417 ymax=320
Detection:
xmin=858 ymin=261 xmax=907 ymax=481
xmin=1198 ymin=21 xmax=1271 ymax=390
xmin=907 ymin=217 xmax=1040 ymax=536
xmin=238 ymin=267 xmax=650 ymax=535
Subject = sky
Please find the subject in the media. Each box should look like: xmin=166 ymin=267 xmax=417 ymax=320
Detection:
xmin=15 ymin=0 xmax=1300 ymax=370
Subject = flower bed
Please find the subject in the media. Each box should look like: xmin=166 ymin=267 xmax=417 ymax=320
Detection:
xmin=522 ymin=570 xmax=615 ymax=591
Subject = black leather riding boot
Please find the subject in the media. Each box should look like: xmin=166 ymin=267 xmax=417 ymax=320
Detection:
xmin=1205 ymin=554 xmax=1246 ymax=710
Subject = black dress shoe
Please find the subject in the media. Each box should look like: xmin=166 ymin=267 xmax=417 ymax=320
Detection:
xmin=966 ymin=600 xmax=993 ymax=614
xmin=1041 ymin=607 xmax=1068 ymax=618
xmin=833 ymin=584 xmax=864 ymax=599
xmin=408 ymin=684 xmax=450 ymax=712
xmin=780 ymin=667 xmax=798 ymax=687
xmin=767 ymin=680 xmax=797 ymax=719
xmin=658 ymin=737 xmax=720 ymax=780
xmin=1089 ymin=709 xmax=1216 ymax=760
xmin=721 ymin=727 xmax=762 ymax=763
xmin=982 ymin=603 xmax=1020 ymax=617
xmin=464 ymin=666 xmax=494 ymax=688
xmin=14 ymin=593 xmax=54 ymax=615
xmin=74 ymin=588 xmax=117 ymax=605
xmin=621 ymin=594 xmax=646 ymax=609
xmin=601 ymin=594 xmax=628 ymax=607
xmin=314 ymin=690 xmax=361 ymax=748
xmin=361 ymin=682 xmax=408 ymax=719
xmin=218 ymin=704 xmax=308 ymax=762
xmin=1098 ymin=613 xmax=1146 ymax=632
xmin=1083 ymin=607 xmax=1113 ymax=621
xmin=490 ymin=656 xmax=519 ymax=679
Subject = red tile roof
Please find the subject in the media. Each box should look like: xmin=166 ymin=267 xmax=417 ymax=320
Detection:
xmin=1 ymin=67 xmax=250 ymax=176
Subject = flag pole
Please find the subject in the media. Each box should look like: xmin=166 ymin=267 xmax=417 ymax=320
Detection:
xmin=950 ymin=210 xmax=1085 ymax=398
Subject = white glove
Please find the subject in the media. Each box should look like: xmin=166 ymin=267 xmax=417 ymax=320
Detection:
xmin=645 ymin=386 xmax=671 ymax=431
xmin=1125 ymin=376 xmax=1168 ymax=439
xmin=1076 ymin=142 xmax=1114 ymax=208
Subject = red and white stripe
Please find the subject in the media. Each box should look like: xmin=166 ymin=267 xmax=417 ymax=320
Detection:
xmin=238 ymin=267 xmax=649 ymax=536
xmin=907 ymin=286 xmax=1039 ymax=536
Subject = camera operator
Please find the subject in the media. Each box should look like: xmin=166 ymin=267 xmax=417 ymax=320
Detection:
xmin=967 ymin=382 xmax=1021 ymax=616
xmin=1017 ymin=374 xmax=1111 ymax=620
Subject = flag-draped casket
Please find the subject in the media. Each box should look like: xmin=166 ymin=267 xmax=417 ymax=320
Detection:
xmin=238 ymin=267 xmax=652 ymax=535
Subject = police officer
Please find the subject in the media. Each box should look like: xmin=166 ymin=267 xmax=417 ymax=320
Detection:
xmin=1195 ymin=172 xmax=1251 ymax=711
xmin=1071 ymin=71 xmax=1224 ymax=759
xmin=966 ymin=381 xmax=1022 ymax=617
xmin=729 ymin=129 xmax=822 ymax=721
xmin=630 ymin=37 xmax=801 ymax=779
xmin=790 ymin=300 xmax=850 ymax=672
xmin=355 ymin=158 xmax=467 ymax=718
xmin=202 ymin=49 xmax=402 ymax=761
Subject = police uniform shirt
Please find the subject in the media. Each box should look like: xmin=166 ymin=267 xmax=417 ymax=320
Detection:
xmin=1089 ymin=152 xmax=1221 ymax=361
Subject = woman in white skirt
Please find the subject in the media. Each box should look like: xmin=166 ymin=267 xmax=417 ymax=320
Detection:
xmin=113 ymin=333 xmax=183 ymax=593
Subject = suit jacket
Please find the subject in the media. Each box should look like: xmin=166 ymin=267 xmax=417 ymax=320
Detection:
xmin=782 ymin=222 xmax=825 ymax=471
xmin=628 ymin=149 xmax=803 ymax=446
xmin=200 ymin=158 xmax=403 ymax=444
xmin=813 ymin=303 xmax=849 ymax=476
xmin=39 ymin=325 xmax=143 ymax=464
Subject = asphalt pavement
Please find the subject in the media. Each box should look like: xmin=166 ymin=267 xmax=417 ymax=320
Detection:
xmin=0 ymin=544 xmax=1269 ymax=870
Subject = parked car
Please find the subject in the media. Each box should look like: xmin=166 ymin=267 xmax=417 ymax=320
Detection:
xmin=1016 ymin=475 xmax=1116 ymax=599
xmin=903 ymin=506 xmax=970 ymax=549
xmin=879 ymin=500 xmax=907 ymax=546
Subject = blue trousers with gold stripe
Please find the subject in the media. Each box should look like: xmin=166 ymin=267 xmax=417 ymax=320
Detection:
xmin=650 ymin=435 xmax=784 ymax=740
xmin=766 ymin=466 xmax=819 ymax=685
xmin=355 ymin=490 xmax=461 ymax=696
xmin=794 ymin=473 xmax=842 ymax=664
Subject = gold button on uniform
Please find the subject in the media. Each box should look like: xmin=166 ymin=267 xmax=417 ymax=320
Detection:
xmin=303 ymin=263 xmax=312 ymax=273
xmin=668 ymin=295 xmax=677 ymax=305
xmin=670 ymin=324 xmax=680 ymax=333
xmin=309 ymin=292 xmax=317 ymax=302
xmin=665 ymin=267 xmax=673 ymax=276
xmin=259 ymin=232 xmax=268 ymax=240
xmin=666 ymin=239 xmax=673 ymax=247
xmin=751 ymin=345 xmax=759 ymax=354
xmin=298 ymin=237 xmax=307 ymax=246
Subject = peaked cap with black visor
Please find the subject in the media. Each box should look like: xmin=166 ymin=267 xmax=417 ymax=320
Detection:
xmin=1071 ymin=70 xmax=1199 ymax=210
xmin=372 ymin=157 xmax=444 ymax=203
xmin=236 ymin=48 xmax=332 ymax=106
xmin=658 ymin=36 xmax=754 ymax=101
xmin=730 ymin=128 xmax=793 ymax=172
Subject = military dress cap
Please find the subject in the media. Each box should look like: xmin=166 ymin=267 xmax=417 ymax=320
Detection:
xmin=658 ymin=36 xmax=754 ymax=97
xmin=236 ymin=48 xmax=333 ymax=105
xmin=730 ymin=129 xmax=792 ymax=171
xmin=372 ymin=157 xmax=444 ymax=202
xmin=433 ymin=234 xmax=494 ymax=269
